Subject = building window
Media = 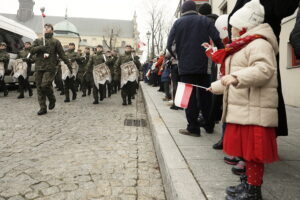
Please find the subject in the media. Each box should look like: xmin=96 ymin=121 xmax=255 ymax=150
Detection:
xmin=291 ymin=47 xmax=300 ymax=67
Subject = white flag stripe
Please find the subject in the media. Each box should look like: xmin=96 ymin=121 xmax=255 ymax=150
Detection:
xmin=174 ymin=82 xmax=186 ymax=107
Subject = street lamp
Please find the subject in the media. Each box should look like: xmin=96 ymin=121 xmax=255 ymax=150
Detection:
xmin=146 ymin=31 xmax=151 ymax=61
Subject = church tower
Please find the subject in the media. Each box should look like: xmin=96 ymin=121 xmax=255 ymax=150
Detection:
xmin=17 ymin=0 xmax=35 ymax=22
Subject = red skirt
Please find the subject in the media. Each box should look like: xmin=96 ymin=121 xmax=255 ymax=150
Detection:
xmin=223 ymin=123 xmax=279 ymax=163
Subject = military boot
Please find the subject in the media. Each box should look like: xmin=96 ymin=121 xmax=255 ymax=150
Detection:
xmin=226 ymin=184 xmax=262 ymax=200
xmin=72 ymin=92 xmax=77 ymax=100
xmin=48 ymin=99 xmax=56 ymax=110
xmin=29 ymin=88 xmax=33 ymax=97
xmin=128 ymin=96 xmax=132 ymax=105
xmin=4 ymin=90 xmax=8 ymax=97
xmin=37 ymin=109 xmax=47 ymax=115
xmin=122 ymin=98 xmax=127 ymax=106
xmin=17 ymin=94 xmax=24 ymax=99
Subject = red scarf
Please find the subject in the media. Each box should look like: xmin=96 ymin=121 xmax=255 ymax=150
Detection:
xmin=211 ymin=34 xmax=265 ymax=76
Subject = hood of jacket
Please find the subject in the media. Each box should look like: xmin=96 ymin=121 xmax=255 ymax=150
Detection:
xmin=242 ymin=23 xmax=279 ymax=54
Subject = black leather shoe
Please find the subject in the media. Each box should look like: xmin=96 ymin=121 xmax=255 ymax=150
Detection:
xmin=122 ymin=102 xmax=127 ymax=106
xmin=204 ymin=126 xmax=214 ymax=134
xmin=37 ymin=109 xmax=47 ymax=115
xmin=48 ymin=100 xmax=56 ymax=110
xmin=82 ymin=94 xmax=86 ymax=97
xmin=226 ymin=175 xmax=248 ymax=197
xmin=93 ymin=101 xmax=99 ymax=104
xmin=64 ymin=99 xmax=70 ymax=103
xmin=60 ymin=92 xmax=65 ymax=96
xmin=212 ymin=139 xmax=223 ymax=150
xmin=179 ymin=129 xmax=200 ymax=137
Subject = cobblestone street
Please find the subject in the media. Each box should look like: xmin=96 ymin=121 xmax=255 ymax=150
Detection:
xmin=0 ymin=89 xmax=166 ymax=200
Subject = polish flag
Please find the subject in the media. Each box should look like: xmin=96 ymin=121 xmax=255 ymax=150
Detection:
xmin=175 ymin=82 xmax=193 ymax=109
xmin=138 ymin=42 xmax=146 ymax=49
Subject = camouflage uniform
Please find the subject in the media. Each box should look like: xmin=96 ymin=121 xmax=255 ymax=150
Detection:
xmin=31 ymin=33 xmax=71 ymax=111
xmin=86 ymin=51 xmax=108 ymax=103
xmin=133 ymin=55 xmax=142 ymax=97
xmin=64 ymin=49 xmax=80 ymax=101
xmin=55 ymin=64 xmax=64 ymax=95
xmin=0 ymin=49 xmax=10 ymax=96
xmin=81 ymin=53 xmax=92 ymax=96
xmin=17 ymin=48 xmax=33 ymax=98
xmin=75 ymin=52 xmax=85 ymax=92
xmin=107 ymin=55 xmax=119 ymax=94
xmin=114 ymin=52 xmax=138 ymax=105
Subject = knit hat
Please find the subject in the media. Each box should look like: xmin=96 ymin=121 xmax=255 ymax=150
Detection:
xmin=181 ymin=1 xmax=197 ymax=13
xmin=198 ymin=3 xmax=212 ymax=16
xmin=229 ymin=0 xmax=265 ymax=30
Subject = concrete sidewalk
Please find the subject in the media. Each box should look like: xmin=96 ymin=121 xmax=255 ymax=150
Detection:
xmin=141 ymin=82 xmax=300 ymax=200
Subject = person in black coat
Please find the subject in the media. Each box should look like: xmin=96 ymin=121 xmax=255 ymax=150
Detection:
xmin=167 ymin=1 xmax=224 ymax=136
xmin=228 ymin=0 xmax=300 ymax=137
xmin=290 ymin=2 xmax=300 ymax=59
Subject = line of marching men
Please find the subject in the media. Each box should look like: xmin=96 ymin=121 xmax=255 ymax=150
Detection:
xmin=0 ymin=24 xmax=142 ymax=115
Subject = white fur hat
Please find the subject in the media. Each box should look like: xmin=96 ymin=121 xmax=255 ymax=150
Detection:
xmin=229 ymin=0 xmax=265 ymax=30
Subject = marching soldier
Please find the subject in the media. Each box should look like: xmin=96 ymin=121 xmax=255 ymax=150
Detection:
xmin=75 ymin=49 xmax=84 ymax=91
xmin=106 ymin=50 xmax=114 ymax=97
xmin=30 ymin=24 xmax=72 ymax=115
xmin=111 ymin=50 xmax=120 ymax=93
xmin=63 ymin=43 xmax=79 ymax=103
xmin=17 ymin=42 xmax=33 ymax=98
xmin=114 ymin=45 xmax=139 ymax=106
xmin=86 ymin=45 xmax=108 ymax=104
xmin=0 ymin=42 xmax=9 ymax=97
xmin=131 ymin=49 xmax=142 ymax=99
xmin=81 ymin=47 xmax=92 ymax=97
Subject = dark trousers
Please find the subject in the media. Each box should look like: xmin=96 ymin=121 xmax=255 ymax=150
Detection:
xmin=114 ymin=80 xmax=121 ymax=92
xmin=121 ymin=81 xmax=135 ymax=103
xmin=180 ymin=74 xmax=211 ymax=134
xmin=55 ymin=68 xmax=64 ymax=93
xmin=18 ymin=76 xmax=32 ymax=96
xmin=35 ymin=71 xmax=56 ymax=110
xmin=93 ymin=84 xmax=105 ymax=102
xmin=81 ymin=73 xmax=93 ymax=95
xmin=158 ymin=75 xmax=163 ymax=91
xmin=64 ymin=77 xmax=77 ymax=100
xmin=171 ymin=65 xmax=179 ymax=105
xmin=164 ymin=81 xmax=171 ymax=99
xmin=0 ymin=78 xmax=7 ymax=93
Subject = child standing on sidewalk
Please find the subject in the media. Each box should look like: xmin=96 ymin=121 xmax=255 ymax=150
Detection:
xmin=208 ymin=0 xmax=279 ymax=199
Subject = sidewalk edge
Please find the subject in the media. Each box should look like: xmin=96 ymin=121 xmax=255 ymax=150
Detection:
xmin=140 ymin=83 xmax=206 ymax=200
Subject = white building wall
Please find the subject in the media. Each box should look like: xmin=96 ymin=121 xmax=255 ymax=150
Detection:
xmin=280 ymin=15 xmax=300 ymax=107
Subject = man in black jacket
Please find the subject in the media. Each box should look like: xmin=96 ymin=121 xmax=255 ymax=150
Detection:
xmin=167 ymin=1 xmax=224 ymax=136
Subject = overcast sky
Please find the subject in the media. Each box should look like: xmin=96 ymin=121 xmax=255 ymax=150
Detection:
xmin=0 ymin=0 xmax=179 ymax=60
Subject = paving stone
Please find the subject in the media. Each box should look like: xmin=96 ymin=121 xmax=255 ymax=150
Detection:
xmin=0 ymin=90 xmax=164 ymax=199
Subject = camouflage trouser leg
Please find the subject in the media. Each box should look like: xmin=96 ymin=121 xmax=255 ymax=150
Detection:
xmin=121 ymin=81 xmax=135 ymax=102
xmin=35 ymin=71 xmax=56 ymax=110
xmin=93 ymin=84 xmax=99 ymax=102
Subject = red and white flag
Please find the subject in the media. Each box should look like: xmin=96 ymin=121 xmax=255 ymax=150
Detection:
xmin=138 ymin=41 xmax=146 ymax=49
xmin=175 ymin=82 xmax=193 ymax=109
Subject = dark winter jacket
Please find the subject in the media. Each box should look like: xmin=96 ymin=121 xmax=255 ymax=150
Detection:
xmin=290 ymin=2 xmax=300 ymax=59
xmin=167 ymin=11 xmax=223 ymax=76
